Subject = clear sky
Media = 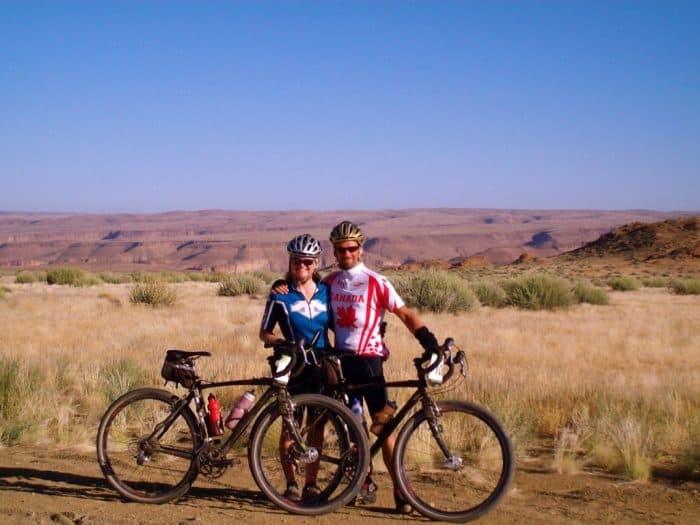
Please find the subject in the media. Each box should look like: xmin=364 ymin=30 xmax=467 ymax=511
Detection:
xmin=2 ymin=1 xmax=698 ymax=213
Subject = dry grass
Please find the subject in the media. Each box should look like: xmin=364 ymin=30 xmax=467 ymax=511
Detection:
xmin=0 ymin=281 xmax=698 ymax=480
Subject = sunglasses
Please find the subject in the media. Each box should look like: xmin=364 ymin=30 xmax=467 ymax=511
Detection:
xmin=334 ymin=245 xmax=360 ymax=254
xmin=292 ymin=258 xmax=316 ymax=267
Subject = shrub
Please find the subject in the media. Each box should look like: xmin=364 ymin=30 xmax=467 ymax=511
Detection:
xmin=97 ymin=272 xmax=133 ymax=284
xmin=217 ymin=274 xmax=265 ymax=296
xmin=129 ymin=277 xmax=177 ymax=307
xmin=102 ymin=359 xmax=149 ymax=402
xmin=573 ymin=280 xmax=610 ymax=305
xmin=501 ymin=273 xmax=575 ymax=310
xmin=0 ymin=286 xmax=9 ymax=300
xmin=0 ymin=357 xmax=44 ymax=444
xmin=608 ymin=276 xmax=641 ymax=291
xmin=15 ymin=271 xmax=46 ymax=284
xmin=670 ymin=278 xmax=700 ymax=295
xmin=470 ymin=280 xmax=507 ymax=307
xmin=250 ymin=270 xmax=279 ymax=285
xmin=642 ymin=277 xmax=668 ymax=288
xmin=46 ymin=267 xmax=99 ymax=286
xmin=393 ymin=269 xmax=479 ymax=313
xmin=157 ymin=271 xmax=188 ymax=283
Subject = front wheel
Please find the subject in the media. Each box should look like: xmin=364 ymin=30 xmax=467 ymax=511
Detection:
xmin=248 ymin=393 xmax=370 ymax=515
xmin=96 ymin=388 xmax=203 ymax=504
xmin=393 ymin=400 xmax=514 ymax=522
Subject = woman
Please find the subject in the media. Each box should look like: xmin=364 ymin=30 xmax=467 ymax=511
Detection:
xmin=259 ymin=233 xmax=330 ymax=501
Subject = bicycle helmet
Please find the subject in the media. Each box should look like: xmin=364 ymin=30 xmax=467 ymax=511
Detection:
xmin=287 ymin=233 xmax=322 ymax=257
xmin=329 ymin=221 xmax=365 ymax=245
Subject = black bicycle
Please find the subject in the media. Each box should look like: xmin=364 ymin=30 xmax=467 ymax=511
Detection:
xmin=321 ymin=338 xmax=514 ymax=522
xmin=96 ymin=341 xmax=370 ymax=516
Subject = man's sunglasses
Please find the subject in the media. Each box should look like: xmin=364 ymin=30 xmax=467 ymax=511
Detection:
xmin=334 ymin=245 xmax=360 ymax=254
xmin=292 ymin=258 xmax=316 ymax=267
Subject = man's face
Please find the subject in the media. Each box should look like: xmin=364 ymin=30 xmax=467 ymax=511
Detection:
xmin=333 ymin=241 xmax=362 ymax=270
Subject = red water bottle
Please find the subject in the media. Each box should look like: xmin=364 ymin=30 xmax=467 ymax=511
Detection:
xmin=207 ymin=393 xmax=224 ymax=436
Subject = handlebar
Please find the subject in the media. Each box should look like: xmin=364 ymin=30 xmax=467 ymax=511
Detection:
xmin=264 ymin=338 xmax=320 ymax=379
xmin=413 ymin=337 xmax=467 ymax=384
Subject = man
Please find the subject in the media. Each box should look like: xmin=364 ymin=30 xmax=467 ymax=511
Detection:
xmin=324 ymin=220 xmax=441 ymax=514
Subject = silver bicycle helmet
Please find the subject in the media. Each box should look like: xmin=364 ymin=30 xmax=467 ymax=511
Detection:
xmin=287 ymin=233 xmax=322 ymax=257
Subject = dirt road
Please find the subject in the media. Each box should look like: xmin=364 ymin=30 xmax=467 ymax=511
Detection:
xmin=0 ymin=446 xmax=697 ymax=524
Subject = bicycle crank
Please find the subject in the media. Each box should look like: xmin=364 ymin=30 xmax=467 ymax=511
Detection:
xmin=197 ymin=444 xmax=237 ymax=478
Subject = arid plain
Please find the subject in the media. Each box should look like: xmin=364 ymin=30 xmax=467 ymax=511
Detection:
xmin=0 ymin=211 xmax=698 ymax=524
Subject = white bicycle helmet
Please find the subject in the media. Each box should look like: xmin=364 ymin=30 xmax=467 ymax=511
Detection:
xmin=287 ymin=233 xmax=322 ymax=257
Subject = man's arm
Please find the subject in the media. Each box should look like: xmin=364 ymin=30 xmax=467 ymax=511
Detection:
xmin=394 ymin=305 xmax=440 ymax=355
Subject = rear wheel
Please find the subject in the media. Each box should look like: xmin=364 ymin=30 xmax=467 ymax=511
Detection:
xmin=248 ymin=393 xmax=369 ymax=515
xmin=96 ymin=388 xmax=202 ymax=503
xmin=393 ymin=400 xmax=514 ymax=522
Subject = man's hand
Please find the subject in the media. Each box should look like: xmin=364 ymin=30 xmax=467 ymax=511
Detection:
xmin=271 ymin=279 xmax=289 ymax=294
xmin=415 ymin=326 xmax=440 ymax=357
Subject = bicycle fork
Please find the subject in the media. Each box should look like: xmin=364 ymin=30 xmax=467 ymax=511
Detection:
xmin=278 ymin=389 xmax=319 ymax=465
xmin=421 ymin=397 xmax=463 ymax=471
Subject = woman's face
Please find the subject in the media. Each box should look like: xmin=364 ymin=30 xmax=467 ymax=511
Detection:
xmin=290 ymin=256 xmax=317 ymax=283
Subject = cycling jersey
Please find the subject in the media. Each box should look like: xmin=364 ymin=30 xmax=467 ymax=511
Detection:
xmin=260 ymin=281 xmax=330 ymax=349
xmin=324 ymin=262 xmax=405 ymax=357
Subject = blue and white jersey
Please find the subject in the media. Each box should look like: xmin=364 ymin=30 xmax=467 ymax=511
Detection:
xmin=260 ymin=281 xmax=330 ymax=349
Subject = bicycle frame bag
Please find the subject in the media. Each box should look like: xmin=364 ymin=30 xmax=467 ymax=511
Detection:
xmin=161 ymin=350 xmax=197 ymax=388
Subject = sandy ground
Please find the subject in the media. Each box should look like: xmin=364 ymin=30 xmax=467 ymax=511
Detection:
xmin=0 ymin=445 xmax=698 ymax=525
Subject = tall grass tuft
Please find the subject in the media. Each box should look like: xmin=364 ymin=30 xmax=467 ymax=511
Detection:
xmin=102 ymin=359 xmax=149 ymax=403
xmin=669 ymin=278 xmax=700 ymax=295
xmin=129 ymin=277 xmax=177 ymax=307
xmin=573 ymin=280 xmax=610 ymax=305
xmin=0 ymin=357 xmax=44 ymax=444
xmin=217 ymin=274 xmax=265 ymax=296
xmin=15 ymin=270 xmax=46 ymax=283
xmin=46 ymin=267 xmax=100 ymax=287
xmin=590 ymin=414 xmax=654 ymax=480
xmin=470 ymin=280 xmax=507 ymax=307
xmin=608 ymin=276 xmax=641 ymax=291
xmin=501 ymin=273 xmax=575 ymax=310
xmin=0 ymin=286 xmax=9 ymax=300
xmin=393 ymin=269 xmax=479 ymax=313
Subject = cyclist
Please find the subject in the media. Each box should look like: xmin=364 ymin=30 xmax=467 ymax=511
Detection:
xmin=324 ymin=220 xmax=441 ymax=514
xmin=259 ymin=233 xmax=330 ymax=501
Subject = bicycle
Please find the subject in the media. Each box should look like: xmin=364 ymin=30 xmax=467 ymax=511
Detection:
xmin=96 ymin=341 xmax=370 ymax=516
xmin=320 ymin=338 xmax=514 ymax=522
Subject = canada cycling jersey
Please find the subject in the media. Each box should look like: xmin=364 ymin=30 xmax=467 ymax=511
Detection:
xmin=260 ymin=281 xmax=330 ymax=349
xmin=324 ymin=262 xmax=405 ymax=357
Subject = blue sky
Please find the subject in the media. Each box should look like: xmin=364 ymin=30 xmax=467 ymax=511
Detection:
xmin=2 ymin=1 xmax=698 ymax=213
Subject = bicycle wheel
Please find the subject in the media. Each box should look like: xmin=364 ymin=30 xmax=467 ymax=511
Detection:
xmin=248 ymin=393 xmax=369 ymax=515
xmin=96 ymin=388 xmax=203 ymax=504
xmin=393 ymin=400 xmax=514 ymax=522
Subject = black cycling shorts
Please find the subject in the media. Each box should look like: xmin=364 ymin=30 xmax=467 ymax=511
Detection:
xmin=339 ymin=355 xmax=389 ymax=414
xmin=287 ymin=365 xmax=323 ymax=396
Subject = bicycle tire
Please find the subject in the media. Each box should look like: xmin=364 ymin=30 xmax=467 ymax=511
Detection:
xmin=248 ymin=393 xmax=369 ymax=515
xmin=96 ymin=387 xmax=202 ymax=504
xmin=393 ymin=400 xmax=514 ymax=522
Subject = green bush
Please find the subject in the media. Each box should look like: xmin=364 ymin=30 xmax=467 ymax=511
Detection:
xmin=157 ymin=271 xmax=188 ymax=283
xmin=670 ymin=278 xmax=700 ymax=295
xmin=393 ymin=269 xmax=479 ymax=314
xmin=608 ymin=276 xmax=641 ymax=291
xmin=470 ymin=280 xmax=507 ymax=307
xmin=250 ymin=270 xmax=280 ymax=285
xmin=502 ymin=273 xmax=575 ymax=310
xmin=217 ymin=274 xmax=265 ymax=296
xmin=46 ymin=267 xmax=99 ymax=286
xmin=0 ymin=286 xmax=8 ymax=300
xmin=642 ymin=277 xmax=668 ymax=288
xmin=573 ymin=280 xmax=610 ymax=305
xmin=186 ymin=272 xmax=206 ymax=282
xmin=129 ymin=277 xmax=177 ymax=306
xmin=15 ymin=271 xmax=46 ymax=284
xmin=97 ymin=272 xmax=133 ymax=284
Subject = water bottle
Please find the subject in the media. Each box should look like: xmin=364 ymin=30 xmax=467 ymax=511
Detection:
xmin=225 ymin=390 xmax=256 ymax=430
xmin=427 ymin=353 xmax=444 ymax=385
xmin=350 ymin=398 xmax=363 ymax=420
xmin=206 ymin=393 xmax=224 ymax=436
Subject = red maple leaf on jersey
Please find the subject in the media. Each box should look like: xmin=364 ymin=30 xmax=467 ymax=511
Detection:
xmin=336 ymin=305 xmax=358 ymax=328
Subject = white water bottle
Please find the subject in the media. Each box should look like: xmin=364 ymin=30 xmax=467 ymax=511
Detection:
xmin=225 ymin=390 xmax=255 ymax=430
xmin=350 ymin=398 xmax=363 ymax=420
xmin=427 ymin=353 xmax=444 ymax=385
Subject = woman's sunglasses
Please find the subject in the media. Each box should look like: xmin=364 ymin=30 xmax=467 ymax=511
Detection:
xmin=292 ymin=258 xmax=316 ymax=267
